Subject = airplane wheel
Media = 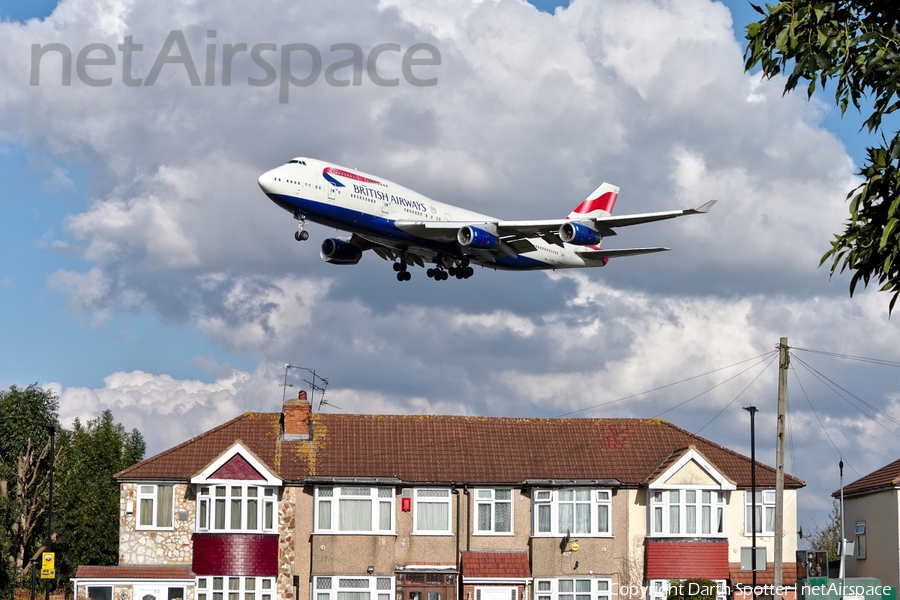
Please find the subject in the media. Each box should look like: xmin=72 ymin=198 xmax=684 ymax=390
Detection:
xmin=426 ymin=268 xmax=434 ymax=278
xmin=448 ymin=267 xmax=457 ymax=276
xmin=440 ymin=270 xmax=448 ymax=281
xmin=403 ymin=271 xmax=412 ymax=281
xmin=466 ymin=267 xmax=474 ymax=277
xmin=396 ymin=272 xmax=404 ymax=281
xmin=393 ymin=262 xmax=401 ymax=272
xmin=295 ymin=230 xmax=308 ymax=241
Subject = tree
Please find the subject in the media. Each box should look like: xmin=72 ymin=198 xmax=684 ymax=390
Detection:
xmin=806 ymin=500 xmax=842 ymax=561
xmin=0 ymin=385 xmax=145 ymax=597
xmin=744 ymin=0 xmax=900 ymax=311
xmin=0 ymin=384 xmax=59 ymax=586
xmin=54 ymin=410 xmax=145 ymax=584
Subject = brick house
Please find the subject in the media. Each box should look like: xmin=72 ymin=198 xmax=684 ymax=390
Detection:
xmin=73 ymin=392 xmax=803 ymax=600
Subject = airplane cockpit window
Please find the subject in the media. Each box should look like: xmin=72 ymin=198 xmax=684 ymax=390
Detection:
xmin=286 ymin=159 xmax=308 ymax=165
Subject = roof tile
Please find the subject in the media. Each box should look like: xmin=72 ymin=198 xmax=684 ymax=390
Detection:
xmin=118 ymin=413 xmax=804 ymax=488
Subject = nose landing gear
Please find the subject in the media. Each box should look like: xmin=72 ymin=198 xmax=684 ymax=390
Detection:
xmin=293 ymin=213 xmax=309 ymax=241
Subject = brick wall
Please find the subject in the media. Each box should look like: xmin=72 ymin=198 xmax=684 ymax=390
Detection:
xmin=192 ymin=533 xmax=279 ymax=576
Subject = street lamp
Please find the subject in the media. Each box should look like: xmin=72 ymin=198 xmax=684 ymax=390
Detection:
xmin=743 ymin=405 xmax=759 ymax=595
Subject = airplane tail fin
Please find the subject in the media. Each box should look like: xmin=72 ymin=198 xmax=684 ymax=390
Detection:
xmin=567 ymin=183 xmax=619 ymax=219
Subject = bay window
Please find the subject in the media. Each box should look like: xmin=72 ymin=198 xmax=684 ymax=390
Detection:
xmin=196 ymin=485 xmax=276 ymax=533
xmin=197 ymin=577 xmax=274 ymax=600
xmin=650 ymin=489 xmax=725 ymax=536
xmin=534 ymin=578 xmax=611 ymax=600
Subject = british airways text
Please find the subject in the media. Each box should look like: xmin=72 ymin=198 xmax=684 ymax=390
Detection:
xmin=353 ymin=184 xmax=427 ymax=212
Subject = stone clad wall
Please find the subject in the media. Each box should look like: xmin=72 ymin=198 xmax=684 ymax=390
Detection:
xmin=119 ymin=483 xmax=194 ymax=564
xmin=277 ymin=487 xmax=297 ymax=600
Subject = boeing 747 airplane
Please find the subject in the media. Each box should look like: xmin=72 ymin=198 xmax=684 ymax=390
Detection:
xmin=257 ymin=157 xmax=715 ymax=282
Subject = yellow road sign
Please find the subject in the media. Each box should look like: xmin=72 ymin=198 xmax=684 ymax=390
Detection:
xmin=40 ymin=552 xmax=55 ymax=579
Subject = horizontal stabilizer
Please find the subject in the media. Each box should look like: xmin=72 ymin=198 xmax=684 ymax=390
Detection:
xmin=577 ymin=247 xmax=669 ymax=260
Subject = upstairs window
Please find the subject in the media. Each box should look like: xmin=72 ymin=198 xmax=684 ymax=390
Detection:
xmin=196 ymin=485 xmax=276 ymax=533
xmin=856 ymin=521 xmax=866 ymax=559
xmin=474 ymin=489 xmax=513 ymax=535
xmin=315 ymin=487 xmax=394 ymax=534
xmin=137 ymin=484 xmax=174 ymax=530
xmin=744 ymin=490 xmax=775 ymax=535
xmin=532 ymin=489 xmax=611 ymax=536
xmin=414 ymin=489 xmax=452 ymax=534
xmin=651 ymin=489 xmax=725 ymax=536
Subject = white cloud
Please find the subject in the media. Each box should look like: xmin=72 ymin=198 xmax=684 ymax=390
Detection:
xmin=3 ymin=0 xmax=898 ymax=533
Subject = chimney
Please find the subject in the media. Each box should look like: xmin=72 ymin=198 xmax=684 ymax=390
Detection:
xmin=283 ymin=390 xmax=311 ymax=439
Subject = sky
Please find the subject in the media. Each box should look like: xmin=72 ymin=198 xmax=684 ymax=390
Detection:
xmin=2 ymin=0 xmax=899 ymax=538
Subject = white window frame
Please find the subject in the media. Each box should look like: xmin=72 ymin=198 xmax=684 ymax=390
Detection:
xmin=532 ymin=489 xmax=612 ymax=537
xmin=413 ymin=488 xmax=453 ymax=534
xmin=197 ymin=577 xmax=275 ymax=600
xmin=313 ymin=576 xmax=394 ymax=600
xmin=86 ymin=587 xmax=113 ymax=600
xmin=314 ymin=487 xmax=395 ymax=534
xmin=650 ymin=489 xmax=725 ymax=537
xmin=856 ymin=521 xmax=866 ymax=559
xmin=744 ymin=490 xmax=776 ymax=536
xmin=534 ymin=578 xmax=612 ymax=600
xmin=648 ymin=580 xmax=726 ymax=600
xmin=475 ymin=587 xmax=518 ymax=600
xmin=196 ymin=484 xmax=277 ymax=533
xmin=474 ymin=488 xmax=514 ymax=535
xmin=136 ymin=483 xmax=175 ymax=530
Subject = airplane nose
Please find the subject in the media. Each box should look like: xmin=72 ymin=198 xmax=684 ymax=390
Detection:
xmin=258 ymin=171 xmax=271 ymax=193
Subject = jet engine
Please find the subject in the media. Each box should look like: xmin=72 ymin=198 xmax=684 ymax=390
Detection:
xmin=321 ymin=238 xmax=363 ymax=265
xmin=458 ymin=226 xmax=498 ymax=249
xmin=559 ymin=221 xmax=600 ymax=245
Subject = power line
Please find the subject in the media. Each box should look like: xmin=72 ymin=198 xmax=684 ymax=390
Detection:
xmin=790 ymin=365 xmax=860 ymax=477
xmin=791 ymin=354 xmax=900 ymax=437
xmin=652 ymin=352 xmax=778 ymax=418
xmin=792 ymin=346 xmax=900 ymax=368
xmin=553 ymin=350 xmax=778 ymax=418
xmin=695 ymin=353 xmax=778 ymax=434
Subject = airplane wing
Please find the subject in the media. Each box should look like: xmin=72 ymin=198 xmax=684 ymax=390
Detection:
xmin=577 ymin=247 xmax=669 ymax=260
xmin=494 ymin=199 xmax=717 ymax=239
xmin=395 ymin=200 xmax=716 ymax=250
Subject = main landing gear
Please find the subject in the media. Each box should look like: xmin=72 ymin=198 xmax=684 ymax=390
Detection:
xmin=393 ymin=261 xmax=412 ymax=282
xmin=426 ymin=257 xmax=474 ymax=281
xmin=293 ymin=213 xmax=309 ymax=241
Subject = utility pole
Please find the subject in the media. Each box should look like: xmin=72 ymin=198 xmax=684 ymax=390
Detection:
xmin=774 ymin=337 xmax=788 ymax=598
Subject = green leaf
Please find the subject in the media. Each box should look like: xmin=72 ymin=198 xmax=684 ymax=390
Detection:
xmin=880 ymin=218 xmax=899 ymax=251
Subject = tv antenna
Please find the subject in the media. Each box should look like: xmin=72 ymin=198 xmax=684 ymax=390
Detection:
xmin=282 ymin=364 xmax=336 ymax=411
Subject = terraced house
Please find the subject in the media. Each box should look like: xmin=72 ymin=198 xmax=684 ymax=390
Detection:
xmin=73 ymin=392 xmax=804 ymax=600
